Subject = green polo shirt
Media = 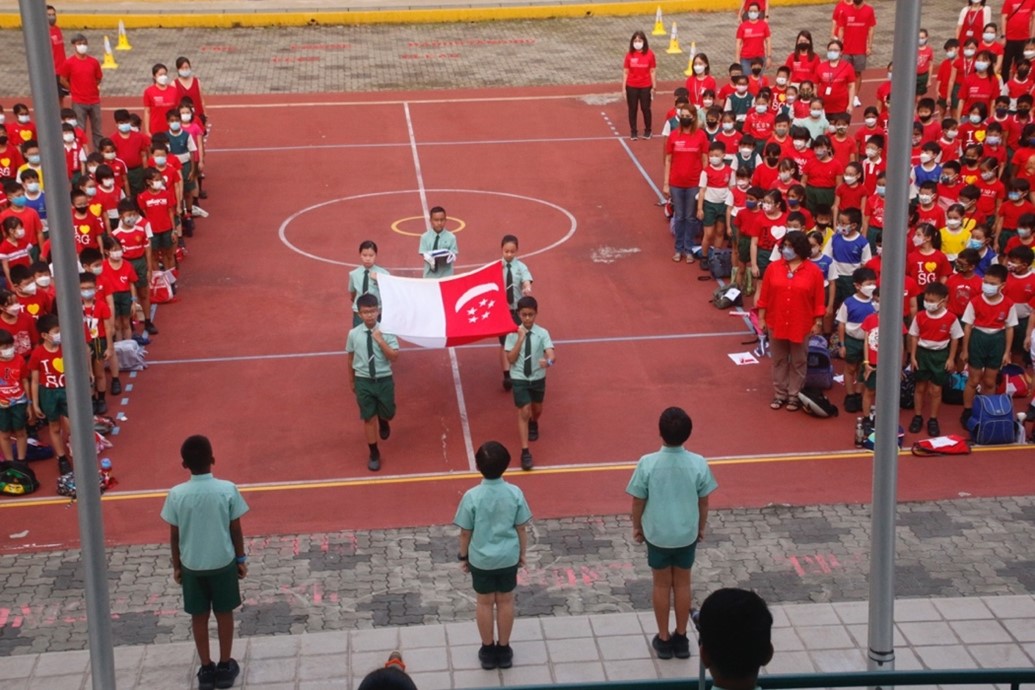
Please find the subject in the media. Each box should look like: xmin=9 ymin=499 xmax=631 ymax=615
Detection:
xmin=160 ymin=473 xmax=249 ymax=571
xmin=348 ymin=264 xmax=389 ymax=312
xmin=453 ymin=478 xmax=533 ymax=570
xmin=503 ymin=325 xmax=553 ymax=382
xmin=418 ymin=229 xmax=458 ymax=278
xmin=626 ymin=445 xmax=718 ymax=549
xmin=345 ymin=324 xmax=399 ymax=379
xmin=501 ymin=258 xmax=534 ymax=310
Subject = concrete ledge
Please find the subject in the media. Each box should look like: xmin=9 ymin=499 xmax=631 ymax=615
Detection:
xmin=0 ymin=0 xmax=828 ymax=29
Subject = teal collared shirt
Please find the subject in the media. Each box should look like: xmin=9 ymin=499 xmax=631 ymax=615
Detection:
xmin=345 ymin=324 xmax=399 ymax=378
xmin=418 ymin=229 xmax=459 ymax=278
xmin=503 ymin=324 xmax=553 ymax=382
xmin=348 ymin=264 xmax=390 ymax=312
xmin=626 ymin=445 xmax=718 ymax=549
xmin=160 ymin=473 xmax=249 ymax=571
xmin=453 ymin=478 xmax=533 ymax=570
xmin=501 ymin=258 xmax=534 ymax=310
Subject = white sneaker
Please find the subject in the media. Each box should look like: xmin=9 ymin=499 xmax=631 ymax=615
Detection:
xmin=853 ymin=96 xmax=862 ymax=108
xmin=191 ymin=205 xmax=210 ymax=218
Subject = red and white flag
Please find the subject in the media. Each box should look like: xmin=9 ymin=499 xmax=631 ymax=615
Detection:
xmin=378 ymin=261 xmax=518 ymax=348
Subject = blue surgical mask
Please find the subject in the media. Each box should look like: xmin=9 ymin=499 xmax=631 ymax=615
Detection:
xmin=876 ymin=185 xmax=886 ymax=197
xmin=80 ymin=289 xmax=96 ymax=300
xmin=827 ymin=50 xmax=841 ymax=61
xmin=9 ymin=195 xmax=26 ymax=208
xmin=966 ymin=239 xmax=983 ymax=249
xmin=51 ymin=332 xmax=62 ymax=345
xmin=27 ymin=155 xmax=40 ymax=165
xmin=781 ymin=246 xmax=797 ymax=261
xmin=745 ymin=200 xmax=758 ymax=210
xmin=1009 ymin=191 xmax=1022 ymax=201
xmin=118 ymin=122 xmax=132 ymax=133
xmin=982 ymin=283 xmax=1000 ymax=297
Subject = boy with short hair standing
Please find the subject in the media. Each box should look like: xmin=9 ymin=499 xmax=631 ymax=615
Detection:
xmin=908 ymin=282 xmax=963 ymax=437
xmin=454 ymin=440 xmax=532 ymax=671
xmin=346 ymin=293 xmax=399 ymax=472
xmin=626 ymin=406 xmax=718 ymax=661
xmin=418 ymin=205 xmax=458 ymax=278
xmin=504 ymin=296 xmax=554 ymax=471
xmin=961 ymin=264 xmax=1018 ymax=424
xmin=161 ymin=434 xmax=249 ymax=690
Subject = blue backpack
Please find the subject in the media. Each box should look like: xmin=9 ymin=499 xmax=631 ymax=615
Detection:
xmin=966 ymin=394 xmax=1017 ymax=445
xmin=804 ymin=335 xmax=834 ymax=390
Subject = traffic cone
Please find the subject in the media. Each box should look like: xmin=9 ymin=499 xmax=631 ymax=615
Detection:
xmin=683 ymin=41 xmax=698 ymax=76
xmin=115 ymin=20 xmax=132 ymax=51
xmin=101 ymin=35 xmax=118 ymax=69
xmin=651 ymin=5 xmax=666 ymax=36
xmin=665 ymin=22 xmax=683 ymax=54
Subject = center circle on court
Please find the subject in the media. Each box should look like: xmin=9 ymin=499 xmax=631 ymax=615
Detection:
xmin=277 ymin=189 xmax=577 ymax=272
xmin=390 ymin=215 xmax=467 ymax=237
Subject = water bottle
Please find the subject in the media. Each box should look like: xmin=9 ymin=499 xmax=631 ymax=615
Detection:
xmin=1018 ymin=413 xmax=1028 ymax=444
xmin=100 ymin=458 xmax=113 ymax=488
xmin=855 ymin=418 xmax=865 ymax=447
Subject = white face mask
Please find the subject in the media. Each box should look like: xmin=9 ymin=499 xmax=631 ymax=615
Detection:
xmin=156 ymin=73 xmax=169 ymax=86
xmin=793 ymin=139 xmax=807 ymax=151
xmin=709 ymin=156 xmax=724 ymax=166
xmin=17 ymin=114 xmax=30 ymax=124
xmin=810 ymin=110 xmax=823 ymax=119
xmin=924 ymin=300 xmax=942 ymax=312
xmin=860 ymin=284 xmax=877 ymax=298
xmin=36 ymin=276 xmax=51 ymax=288
xmin=21 ymin=281 xmax=36 ymax=295
xmin=762 ymin=202 xmax=775 ymax=213
xmin=975 ymin=60 xmax=991 ymax=72
xmin=722 ymin=122 xmax=735 ymax=132
xmin=864 ymin=117 xmax=877 ymax=127
xmin=178 ymin=68 xmax=192 ymax=78
xmin=736 ymin=85 xmax=748 ymax=94
xmin=0 ymin=347 xmax=14 ymax=360
xmin=103 ymin=151 xmax=116 ymax=160
xmin=693 ymin=63 xmax=706 ymax=75
xmin=843 ymin=175 xmax=857 ymax=185
xmin=920 ymin=152 xmax=934 ymax=164
xmin=912 ymin=234 xmax=926 ymax=246
xmin=866 ymin=148 xmax=880 ymax=159
xmin=983 ymin=32 xmax=996 ymax=43
xmin=963 ymin=48 xmax=976 ymax=58
xmin=779 ymin=171 xmax=793 ymax=182
xmin=75 ymin=43 xmax=88 ymax=55
xmin=632 ymin=41 xmax=644 ymax=50
xmin=62 ymin=132 xmax=75 ymax=143
xmin=739 ymin=147 xmax=754 ymax=157
xmin=1026 ymin=50 xmax=1035 ymax=59
xmin=776 ymin=76 xmax=787 ymax=86
xmin=755 ymin=104 xmax=768 ymax=113
xmin=109 ymin=250 xmax=123 ymax=261
xmin=918 ymin=194 xmax=933 ymax=205
xmin=945 ymin=218 xmax=962 ymax=229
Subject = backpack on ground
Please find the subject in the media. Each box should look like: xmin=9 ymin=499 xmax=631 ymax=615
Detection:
xmin=150 ymin=270 xmax=176 ymax=304
xmin=941 ymin=371 xmax=967 ymax=405
xmin=57 ymin=470 xmax=109 ymax=499
xmin=911 ymin=435 xmax=972 ymax=456
xmin=114 ymin=339 xmax=147 ymax=371
xmin=712 ymin=285 xmax=743 ymax=310
xmin=900 ymin=366 xmax=916 ymax=409
xmin=966 ymin=394 xmax=1018 ymax=445
xmin=22 ymin=438 xmax=54 ymax=462
xmin=707 ymin=248 xmax=732 ymax=280
xmin=799 ymin=387 xmax=839 ymax=418
xmin=996 ymin=363 xmax=1031 ymax=399
xmin=0 ymin=461 xmax=39 ymax=496
xmin=804 ymin=335 xmax=834 ymax=390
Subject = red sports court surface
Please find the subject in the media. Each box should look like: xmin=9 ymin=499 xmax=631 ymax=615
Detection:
xmin=0 ymin=81 xmax=1032 ymax=554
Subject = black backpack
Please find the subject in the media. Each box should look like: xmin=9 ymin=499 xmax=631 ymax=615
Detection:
xmin=799 ymin=388 xmax=839 ymax=418
xmin=0 ymin=461 xmax=40 ymax=496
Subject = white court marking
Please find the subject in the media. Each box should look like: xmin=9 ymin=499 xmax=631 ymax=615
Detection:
xmin=207 ymin=135 xmax=617 ymax=154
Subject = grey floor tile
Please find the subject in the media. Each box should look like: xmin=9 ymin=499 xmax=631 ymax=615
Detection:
xmin=652 ymin=657 xmax=696 ymax=678
xmin=553 ymin=661 xmax=606 ymax=683
xmin=768 ymin=605 xmax=791 ymax=629
xmin=832 ymin=600 xmax=869 ymax=625
xmin=763 ymin=650 xmax=816 ymax=674
xmin=508 ymin=618 xmax=543 ymax=642
xmin=590 ymin=612 xmax=644 ymax=637
xmin=772 ymin=626 xmax=805 ymax=652
xmin=300 ymin=631 xmax=348 ymax=656
xmin=967 ymin=643 xmax=1035 ymax=668
xmin=1002 ymin=618 xmax=1035 ymax=643
xmin=913 ymin=644 xmax=978 ymax=670
xmin=546 ymin=636 xmax=600 ymax=663
xmin=541 ymin=616 xmax=593 ymax=639
xmin=445 ymin=622 xmax=484 ymax=646
xmin=297 ymin=653 xmax=347 ymax=681
xmin=351 ymin=627 xmax=400 ymax=653
xmin=27 ymin=675 xmax=86 ymax=690
xmin=501 ymin=664 xmax=552 ymax=685
xmin=247 ymin=635 xmax=302 ymax=659
xmin=297 ymin=680 xmax=349 ymax=690
xmin=595 ymin=634 xmax=652 ymax=661
xmin=397 ymin=646 xmax=449 ymax=673
xmin=809 ymin=648 xmax=868 ymax=673
xmin=784 ymin=603 xmax=840 ymax=627
xmin=245 ymin=657 xmax=299 ymax=684
xmin=1022 ymin=643 xmax=1035 ymax=663
xmin=949 ymin=620 xmax=1012 ymax=644
xmin=898 ymin=621 xmax=959 ymax=646
xmin=795 ymin=624 xmax=855 ymax=650
xmin=845 ymin=624 xmax=906 ymax=647
xmin=407 ymin=671 xmax=452 ymax=690
xmin=604 ymin=658 xmax=661 ymax=681
xmin=982 ymin=595 xmax=1035 ymax=619
xmin=112 ymin=646 xmax=145 ymax=670
xmin=453 ymin=668 xmax=502 ymax=688
xmin=400 ymin=623 xmax=446 ymax=649
xmin=896 ymin=598 xmax=943 ymax=622
xmin=450 ymin=644 xmax=488 ymax=671
xmin=0 ymin=655 xmax=36 ymax=679
xmin=508 ymin=639 xmax=547 ymax=666
xmin=32 ymin=650 xmax=90 ymax=677
xmin=893 ymin=647 xmax=925 ymax=670
xmin=140 ymin=642 xmax=196 ymax=669
xmin=932 ymin=597 xmax=994 ymax=621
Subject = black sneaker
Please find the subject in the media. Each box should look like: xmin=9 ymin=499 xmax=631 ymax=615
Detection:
xmin=502 ymin=374 xmax=513 ymax=392
xmin=478 ymin=643 xmax=498 ymax=670
xmin=521 ymin=449 xmax=533 ymax=471
xmin=630 ymin=132 xmax=638 ymax=141
xmin=110 ymin=377 xmax=122 ymax=395
xmin=643 ymin=130 xmax=652 ymax=140
xmin=908 ymin=415 xmax=924 ymax=434
xmin=214 ymin=658 xmax=240 ymax=689
xmin=670 ymin=632 xmax=691 ymax=659
xmin=368 ymin=451 xmax=381 ymax=472
xmin=378 ymin=418 xmax=391 ymax=440
xmin=927 ymin=418 xmax=941 ymax=436
xmin=145 ymin=320 xmax=159 ymax=335
xmin=197 ymin=662 xmax=217 ymax=690
xmin=58 ymin=456 xmax=72 ymax=476
xmin=844 ymin=393 xmax=862 ymax=413
xmin=496 ymin=643 xmax=513 ymax=669
xmin=528 ymin=420 xmax=539 ymax=441
xmin=960 ymin=408 xmax=972 ymax=427
xmin=652 ymin=634 xmax=674 ymax=660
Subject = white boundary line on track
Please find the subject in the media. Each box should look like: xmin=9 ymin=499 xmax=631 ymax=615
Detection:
xmin=404 ymin=102 xmax=477 ymax=471
xmin=207 ymin=135 xmax=618 ymax=154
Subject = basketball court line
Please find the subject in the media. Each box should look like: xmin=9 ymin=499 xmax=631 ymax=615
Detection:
xmin=207 ymin=135 xmax=619 ymax=154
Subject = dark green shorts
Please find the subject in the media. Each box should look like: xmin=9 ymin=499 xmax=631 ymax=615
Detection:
xmin=151 ymin=230 xmax=174 ymax=250
xmin=181 ymin=561 xmax=242 ymax=615
xmin=863 ymin=368 xmax=877 ymax=390
xmin=129 ymin=257 xmax=149 ymax=290
xmin=702 ymin=200 xmax=727 ymax=226
xmin=834 ymin=275 xmax=855 ymax=310
xmin=915 ymin=71 xmax=930 ymax=96
xmin=90 ymin=336 xmax=108 ymax=362
xmin=182 ymin=161 xmax=196 ymax=193
xmin=915 ymin=346 xmax=950 ymax=386
xmin=736 ymin=233 xmax=753 ymax=263
xmin=646 ymin=540 xmax=698 ymax=570
xmin=998 ymin=229 xmax=1018 ymax=254
xmin=39 ymin=387 xmax=68 ymax=421
xmin=844 ymin=335 xmax=864 ymax=364
xmin=805 ymin=186 xmax=835 ymax=214
xmin=354 ymin=375 xmax=395 ymax=421
xmin=756 ymin=250 xmax=772 ymax=278
xmin=866 ymin=225 xmax=883 ymax=251
xmin=112 ymin=291 xmax=133 ymax=317
xmin=512 ymin=378 xmax=546 ymax=408
xmin=0 ymin=402 xmax=28 ymax=433
xmin=469 ymin=563 xmax=519 ymax=595
xmin=968 ymin=329 xmax=1006 ymax=370
xmin=126 ymin=166 xmax=146 ymax=194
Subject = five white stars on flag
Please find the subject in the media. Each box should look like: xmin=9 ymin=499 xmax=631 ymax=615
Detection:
xmin=467 ymin=299 xmax=496 ymax=323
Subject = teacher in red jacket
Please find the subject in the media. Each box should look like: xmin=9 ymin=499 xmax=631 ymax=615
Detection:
xmin=756 ymin=231 xmax=827 ymax=411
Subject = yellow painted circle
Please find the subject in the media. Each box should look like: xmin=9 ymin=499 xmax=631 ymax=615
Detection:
xmin=390 ymin=216 xmax=466 ymax=237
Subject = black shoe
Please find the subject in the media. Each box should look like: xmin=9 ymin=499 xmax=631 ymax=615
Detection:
xmin=496 ymin=643 xmax=513 ymax=669
xmin=643 ymin=130 xmax=652 ymax=140
xmin=197 ymin=663 xmax=217 ymax=690
xmin=670 ymin=632 xmax=691 ymax=659
xmin=960 ymin=408 xmax=972 ymax=427
xmin=110 ymin=377 xmax=122 ymax=395
xmin=844 ymin=393 xmax=862 ymax=413
xmin=630 ymin=132 xmax=638 ymax=140
xmin=503 ymin=374 xmax=513 ymax=392
xmin=368 ymin=452 xmax=381 ymax=472
xmin=927 ymin=418 xmax=941 ymax=436
xmin=214 ymin=658 xmax=240 ymax=689
xmin=58 ymin=456 xmax=72 ymax=476
xmin=908 ymin=414 xmax=923 ymax=434
xmin=652 ymin=634 xmax=674 ymax=660
xmin=378 ymin=418 xmax=391 ymax=441
xmin=145 ymin=320 xmax=159 ymax=335
xmin=528 ymin=420 xmax=539 ymax=442
xmin=93 ymin=398 xmax=108 ymax=415
xmin=478 ymin=643 xmax=498 ymax=670
xmin=521 ymin=449 xmax=533 ymax=471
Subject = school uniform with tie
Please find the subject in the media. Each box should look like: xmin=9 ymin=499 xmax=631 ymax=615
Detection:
xmin=418 ymin=229 xmax=458 ymax=278
xmin=504 ymin=325 xmax=553 ymax=408
xmin=345 ymin=324 xmax=399 ymax=421
xmin=498 ymin=258 xmax=533 ymax=343
xmin=348 ymin=264 xmax=389 ymax=327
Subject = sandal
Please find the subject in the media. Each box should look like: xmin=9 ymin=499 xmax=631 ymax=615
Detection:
xmin=785 ymin=399 xmax=802 ymax=412
xmin=770 ymin=398 xmax=786 ymax=410
xmin=685 ymin=254 xmax=696 ymax=264
xmin=672 ymin=252 xmax=683 ymax=262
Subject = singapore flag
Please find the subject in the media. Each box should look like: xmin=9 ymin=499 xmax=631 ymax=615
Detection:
xmin=378 ymin=261 xmax=518 ymax=348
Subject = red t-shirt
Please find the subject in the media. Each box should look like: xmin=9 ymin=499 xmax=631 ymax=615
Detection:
xmin=685 ymin=74 xmax=717 ymax=106
xmin=744 ymin=110 xmax=775 ymax=140
xmin=959 ymin=73 xmax=1001 ymax=114
xmin=855 ymin=125 xmax=884 ymax=157
xmin=110 ymin=131 xmax=152 ymax=169
xmin=82 ymin=298 xmax=112 ymax=341
xmin=835 ymin=182 xmax=866 ymax=212
xmin=755 ymin=259 xmax=826 ymax=342
xmin=836 ymin=3 xmax=876 ymax=54
xmin=917 ymin=45 xmax=935 ymax=75
xmin=958 ymin=121 xmax=986 ymax=149
xmin=752 ymin=164 xmax=780 ymax=191
xmin=912 ymin=308 xmax=962 ymax=347
xmin=785 ymin=51 xmax=820 ymax=83
xmin=16 ymin=291 xmax=53 ymax=321
xmin=946 ymin=272 xmax=983 ymax=317
xmin=1004 ymin=0 xmax=1035 ymax=40
xmin=101 ymin=259 xmax=138 ymax=295
xmin=814 ymin=60 xmax=857 ymax=114
xmin=59 ymin=55 xmax=102 ymax=105
xmin=27 ymin=344 xmax=65 ymax=390
xmin=143 ymin=84 xmax=179 ymax=135
xmin=111 ymin=222 xmax=151 ymax=260
xmin=804 ymin=156 xmax=843 ymax=188
xmin=736 ymin=20 xmax=771 ymax=59
xmin=623 ymin=50 xmax=656 ymax=89
xmin=715 ymin=129 xmax=743 ymax=156
xmin=0 ymin=313 xmax=38 ymax=359
xmin=756 ymin=211 xmax=789 ymax=251
xmin=1003 ymin=236 xmax=1035 ymax=255
xmin=937 ymin=137 xmax=961 ymax=164
xmin=49 ymin=25 xmax=65 ymax=74
xmin=93 ymin=183 xmax=123 ymax=224
xmin=137 ymin=188 xmax=177 ymax=233
xmin=936 ymin=59 xmax=954 ymax=99
xmin=965 ymin=294 xmax=1016 ymax=330
xmin=861 ymin=158 xmax=886 ymax=196
xmin=71 ymin=211 xmax=107 ymax=253
xmin=1004 ymin=270 xmax=1035 ymax=310
xmin=860 ymin=313 xmax=882 ymax=366
xmin=0 ymin=144 xmax=25 ymax=179
xmin=916 ymin=204 xmax=946 ymax=230
xmin=0 ymin=207 xmax=43 ymax=246
xmin=175 ymin=76 xmax=206 ymax=117
xmin=665 ymin=129 xmax=709 ymax=187
xmin=974 ymin=178 xmax=1004 ymax=220
xmin=830 ymin=135 xmax=854 ymax=168
xmin=9 ymin=121 xmax=37 ymax=146
xmin=997 ymin=199 xmax=1035 ymax=230
xmin=0 ymin=356 xmax=29 ymax=405
xmin=907 ymin=249 xmax=952 ymax=286
xmin=0 ymin=238 xmax=32 ymax=270
xmin=865 ymin=194 xmax=885 ymax=229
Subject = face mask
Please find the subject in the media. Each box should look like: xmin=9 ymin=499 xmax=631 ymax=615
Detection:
xmin=788 ymin=198 xmax=801 ymax=208
xmin=90 ymin=265 xmax=103 ymax=276
xmin=1025 ymin=50 xmax=1035 ymax=59
xmin=25 ymin=182 xmax=39 ymax=194
xmin=745 ymin=200 xmax=758 ymax=210
xmin=169 ymin=121 xmax=182 ymax=132
xmin=84 ymin=187 xmax=97 ymax=198
xmin=47 ymin=14 xmax=56 ymax=25
xmin=775 ymin=127 xmax=789 ymax=137
xmin=75 ymin=43 xmax=89 ymax=55
xmin=793 ymin=139 xmax=807 ymax=151
xmin=632 ymin=41 xmax=644 ymax=50
xmin=946 ymin=217 xmax=964 ymax=229
xmin=966 ymin=239 xmax=983 ymax=250
xmin=912 ymin=234 xmax=926 ymax=246
xmin=786 ymin=95 xmax=797 ymax=103
xmin=920 ymin=152 xmax=935 ymax=164
xmin=27 ymin=155 xmax=41 ymax=165
xmin=151 ymin=181 xmax=165 ymax=190
xmin=118 ymin=122 xmax=131 ymax=133
xmin=814 ymin=148 xmax=830 ymax=159
xmin=709 ymin=156 xmax=723 ymax=166
xmin=940 ymin=175 xmax=954 ymax=184
xmin=866 ymin=148 xmax=879 ymax=158
xmin=747 ymin=10 xmax=759 ymax=19
xmin=969 ymin=114 xmax=983 ymax=125
xmin=80 ymin=289 xmax=96 ymax=300
xmin=963 ymin=156 xmax=978 ymax=166
xmin=17 ymin=114 xmax=30 ymax=124
xmin=779 ymin=171 xmax=793 ymax=182
xmin=986 ymin=135 xmax=1001 ymax=146
xmin=1020 ymin=228 xmax=1034 ymax=238
xmin=981 ymin=171 xmax=996 ymax=181
xmin=722 ymin=122 xmax=735 ymax=132
xmin=947 ymin=50 xmax=958 ymax=59
xmin=755 ymin=104 xmax=768 ymax=114
xmin=36 ymin=276 xmax=51 ymax=288
xmin=679 ymin=117 xmax=694 ymax=127
xmin=702 ymin=99 xmax=714 ymax=108
xmin=918 ymin=194 xmax=933 ymax=204
xmin=0 ymin=348 xmax=14 ymax=360
xmin=776 ymin=76 xmax=787 ymax=86
xmin=10 ymin=196 xmax=26 ymax=208
xmin=156 ymin=74 xmax=169 ymax=86
xmin=153 ymin=155 xmax=167 ymax=166
xmin=975 ymin=60 xmax=991 ymax=72
xmin=739 ymin=147 xmax=754 ymax=158
xmin=50 ymin=333 xmax=61 ymax=345
xmin=122 ymin=215 xmax=138 ymax=227
xmin=19 ymin=279 xmax=36 ymax=297
xmin=13 ymin=228 xmax=25 ymax=240
xmin=944 ymin=129 xmax=958 ymax=140
xmin=109 ymin=250 xmax=123 ymax=261
xmin=982 ymin=32 xmax=996 ymax=43
xmin=180 ymin=112 xmax=193 ymax=123
xmin=844 ymin=175 xmax=858 ymax=185
xmin=963 ymin=48 xmax=976 ymax=58
xmin=919 ymin=38 xmax=928 ymax=46
xmin=5 ymin=304 xmax=21 ymax=316
xmin=860 ymin=284 xmax=877 ymax=298
xmin=706 ymin=120 xmax=718 ymax=128
xmin=876 ymin=185 xmax=886 ymax=197
xmin=751 ymin=67 xmax=762 ymax=75
xmin=810 ymin=110 xmax=823 ymax=119
xmin=735 ymin=85 xmax=748 ymax=94
xmin=781 ymin=246 xmax=797 ymax=261
xmin=835 ymin=124 xmax=848 ymax=133
xmin=100 ymin=179 xmax=114 ymax=190
xmin=103 ymin=151 xmax=116 ymax=160
xmin=798 ymin=42 xmax=811 ymax=52
xmin=64 ymin=119 xmax=77 ymax=128
xmin=762 ymin=202 xmax=775 ymax=213
xmin=982 ymin=283 xmax=1000 ymax=297
xmin=73 ymin=205 xmax=88 ymax=214
xmin=994 ymin=106 xmax=1009 ymax=117
xmin=827 ymin=50 xmax=841 ymax=61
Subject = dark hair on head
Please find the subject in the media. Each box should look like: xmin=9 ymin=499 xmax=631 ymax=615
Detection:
xmin=357 ymin=667 xmax=418 ymax=690
xmin=31 ymin=261 xmax=50 ymax=275
xmin=0 ymin=290 xmax=17 ymax=308
xmin=79 ymin=271 xmax=97 ymax=285
xmin=516 ymin=295 xmax=538 ymax=312
xmin=762 ymin=142 xmax=781 ymax=158
xmin=359 ymin=240 xmax=378 ymax=253
xmin=175 ymin=56 xmax=191 ymax=69
xmin=113 ymin=109 xmax=130 ymax=122
xmin=659 ymin=406 xmax=692 ymax=446
xmin=917 ymin=97 xmax=936 ymax=112
xmin=1019 ymin=213 xmax=1035 ymax=229
xmin=117 ymin=199 xmax=139 ymax=215
xmin=1008 ymin=245 xmax=1035 ymax=265
xmin=762 ymin=189 xmax=786 ymax=212
xmin=501 ymin=234 xmax=519 ymax=248
xmin=151 ymin=63 xmax=168 ymax=77
xmin=917 ymin=222 xmax=942 ymax=249
xmin=2 ymin=216 xmax=23 ymax=233
xmin=924 ymin=281 xmax=949 ymax=299
xmin=80 ymin=247 xmax=103 ymax=265
xmin=957 ymin=247 xmax=981 ymax=265
xmin=944 ymin=38 xmax=960 ymax=49
xmin=0 ymin=330 xmax=12 ymax=347
xmin=673 ymin=86 xmax=690 ymax=98
xmin=429 ymin=206 xmax=446 ymax=217
xmin=786 ymin=211 xmax=807 ymax=226
xmin=795 ymin=30 xmax=815 ymax=59
xmin=699 ymin=588 xmax=773 ymax=680
xmin=986 ymin=264 xmax=1008 ymax=282
xmin=709 ymin=141 xmax=727 ymax=154
xmin=20 ymin=169 xmax=39 ymax=182
xmin=356 ymin=293 xmax=380 ymax=310
xmin=628 ymin=31 xmax=649 ymax=53
xmin=852 ymin=266 xmax=877 ymax=285
xmin=840 ymin=207 xmax=863 ymax=228
xmin=474 ymin=440 xmax=511 ymax=480
xmin=180 ymin=435 xmax=214 ymax=473
xmin=37 ymin=313 xmax=60 ymax=335
xmin=807 ymin=230 xmax=825 ymax=246
xmin=866 ymin=133 xmax=885 ymax=149
xmin=746 ymin=185 xmax=766 ymax=199
xmin=9 ymin=265 xmax=32 ymax=285
xmin=783 ymin=231 xmax=811 ymax=260
xmin=814 ymin=203 xmax=833 ymax=218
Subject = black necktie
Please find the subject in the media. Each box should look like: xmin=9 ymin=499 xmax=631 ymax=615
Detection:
xmin=366 ymin=330 xmax=377 ymax=378
xmin=506 ymin=263 xmax=514 ymax=304
xmin=362 ymin=269 xmax=369 ymax=294
xmin=523 ymin=330 xmax=532 ymax=377
xmin=433 ymin=234 xmax=440 ymax=250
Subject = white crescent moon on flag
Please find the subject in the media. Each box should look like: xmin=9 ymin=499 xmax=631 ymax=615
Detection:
xmin=454 ymin=283 xmax=500 ymax=312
